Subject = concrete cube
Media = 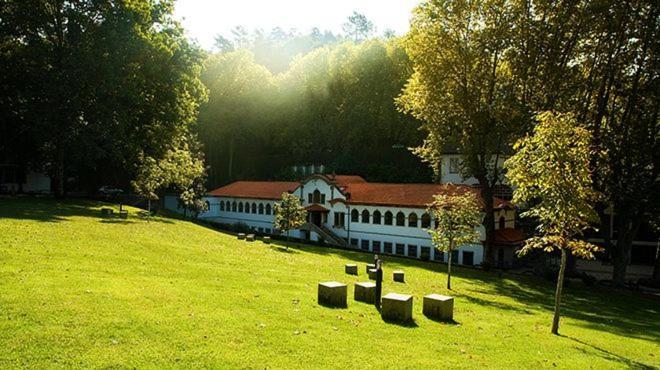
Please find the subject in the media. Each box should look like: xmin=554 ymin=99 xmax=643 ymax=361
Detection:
xmin=381 ymin=293 xmax=413 ymax=322
xmin=354 ymin=282 xmax=376 ymax=303
xmin=423 ymin=294 xmax=454 ymax=321
xmin=365 ymin=263 xmax=376 ymax=274
xmin=393 ymin=270 xmax=405 ymax=283
xmin=101 ymin=208 xmax=113 ymax=216
xmin=246 ymin=234 xmax=255 ymax=242
xmin=368 ymin=268 xmax=378 ymax=280
xmin=318 ymin=281 xmax=347 ymax=307
xmin=345 ymin=264 xmax=358 ymax=275
xmin=263 ymin=236 xmax=271 ymax=244
xmin=237 ymin=233 xmax=246 ymax=240
xmin=119 ymin=211 xmax=128 ymax=219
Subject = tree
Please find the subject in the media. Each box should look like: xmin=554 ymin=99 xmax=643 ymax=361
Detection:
xmin=397 ymin=0 xmax=527 ymax=268
xmin=132 ymin=137 xmax=208 ymax=216
xmin=213 ymin=35 xmax=234 ymax=52
xmin=342 ymin=11 xmax=374 ymax=42
xmin=273 ymin=192 xmax=307 ymax=248
xmin=504 ymin=111 xmax=601 ymax=335
xmin=0 ymin=0 xmax=207 ymax=196
xmin=427 ymin=191 xmax=482 ymax=290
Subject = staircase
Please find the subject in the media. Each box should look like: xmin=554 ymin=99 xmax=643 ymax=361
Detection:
xmin=300 ymin=223 xmax=347 ymax=247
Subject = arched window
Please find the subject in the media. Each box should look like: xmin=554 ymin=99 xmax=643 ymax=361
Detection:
xmin=265 ymin=204 xmax=272 ymax=215
xmin=245 ymin=202 xmax=251 ymax=214
xmin=238 ymin=202 xmax=244 ymax=212
xmin=351 ymin=209 xmax=359 ymax=222
xmin=372 ymin=210 xmax=381 ymax=224
xmin=259 ymin=203 xmax=264 ymax=214
xmin=226 ymin=201 xmax=231 ymax=211
xmin=361 ymin=210 xmax=370 ymax=223
xmin=313 ymin=189 xmax=321 ymax=203
xmin=252 ymin=203 xmax=257 ymax=213
xmin=421 ymin=213 xmax=431 ymax=228
xmin=384 ymin=211 xmax=393 ymax=225
xmin=408 ymin=212 xmax=418 ymax=227
xmin=220 ymin=201 xmax=225 ymax=211
xmin=499 ymin=215 xmax=506 ymax=229
xmin=205 ymin=201 xmax=211 ymax=212
xmin=232 ymin=201 xmax=237 ymax=212
xmin=396 ymin=211 xmax=405 ymax=226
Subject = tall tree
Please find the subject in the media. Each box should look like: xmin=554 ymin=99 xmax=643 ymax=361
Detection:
xmin=427 ymin=191 xmax=482 ymax=290
xmin=504 ymin=112 xmax=601 ymax=335
xmin=342 ymin=11 xmax=374 ymax=42
xmin=0 ymin=0 xmax=207 ymax=197
xmin=397 ymin=0 xmax=527 ymax=267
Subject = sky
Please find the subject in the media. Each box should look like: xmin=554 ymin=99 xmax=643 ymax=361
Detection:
xmin=174 ymin=0 xmax=421 ymax=50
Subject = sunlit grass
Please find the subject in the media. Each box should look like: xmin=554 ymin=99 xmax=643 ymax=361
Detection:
xmin=0 ymin=198 xmax=658 ymax=368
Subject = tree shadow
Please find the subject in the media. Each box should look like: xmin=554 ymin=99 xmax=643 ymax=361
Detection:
xmin=561 ymin=335 xmax=656 ymax=369
xmin=269 ymin=245 xmax=300 ymax=254
xmin=99 ymin=219 xmax=135 ymax=225
xmin=381 ymin=316 xmax=419 ymax=328
xmin=0 ymin=197 xmax=103 ymax=222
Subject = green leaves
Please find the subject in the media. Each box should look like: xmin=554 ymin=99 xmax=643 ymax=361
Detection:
xmin=273 ymin=193 xmax=307 ymax=233
xmin=427 ymin=191 xmax=482 ymax=253
xmin=504 ymin=111 xmax=601 ymax=257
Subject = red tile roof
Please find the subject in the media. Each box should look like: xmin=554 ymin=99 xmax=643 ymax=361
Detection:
xmin=207 ymin=181 xmax=297 ymax=200
xmin=305 ymin=204 xmax=330 ymax=212
xmin=495 ymin=228 xmax=524 ymax=245
xmin=207 ymin=176 xmax=512 ymax=209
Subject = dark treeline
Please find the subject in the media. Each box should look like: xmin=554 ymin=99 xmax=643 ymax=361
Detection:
xmin=198 ymin=31 xmax=431 ymax=188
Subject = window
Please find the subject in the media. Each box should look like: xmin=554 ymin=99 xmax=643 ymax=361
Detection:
xmin=334 ymin=212 xmax=345 ymax=228
xmin=396 ymin=212 xmax=405 ymax=226
xmin=499 ymin=215 xmax=506 ymax=229
xmin=265 ymin=204 xmax=272 ymax=215
xmin=420 ymin=246 xmax=431 ymax=260
xmin=408 ymin=213 xmax=418 ymax=227
xmin=226 ymin=201 xmax=231 ymax=211
xmin=384 ymin=211 xmax=393 ymax=225
xmin=313 ymin=189 xmax=321 ymax=203
xmin=321 ymin=194 xmax=326 ymax=203
xmin=463 ymin=251 xmax=474 ymax=266
xmin=451 ymin=250 xmax=459 ymax=264
xmin=238 ymin=202 xmax=244 ymax=213
xmin=372 ymin=210 xmax=381 ymax=224
xmin=384 ymin=242 xmax=393 ymax=254
xmin=308 ymin=193 xmax=313 ymax=204
xmin=361 ymin=209 xmax=370 ymax=223
xmin=407 ymin=245 xmax=417 ymax=258
xmin=259 ymin=203 xmax=264 ymax=214
xmin=245 ymin=202 xmax=250 ymax=214
xmin=232 ymin=201 xmax=237 ymax=212
xmin=421 ymin=213 xmax=431 ymax=228
xmin=373 ymin=241 xmax=381 ymax=254
xmin=205 ymin=201 xmax=211 ymax=211
xmin=351 ymin=209 xmax=359 ymax=222
xmin=396 ymin=243 xmax=405 ymax=255
xmin=258 ymin=227 xmax=263 ymax=233
xmin=449 ymin=157 xmax=460 ymax=174
xmin=220 ymin=201 xmax=225 ymax=211
xmin=435 ymin=251 xmax=444 ymax=262
xmin=350 ymin=238 xmax=359 ymax=247
xmin=251 ymin=203 xmax=257 ymax=213
xmin=361 ymin=240 xmax=370 ymax=251
xmin=265 ymin=228 xmax=271 ymax=234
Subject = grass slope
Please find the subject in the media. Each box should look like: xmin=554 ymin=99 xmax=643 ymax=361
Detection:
xmin=0 ymin=198 xmax=658 ymax=369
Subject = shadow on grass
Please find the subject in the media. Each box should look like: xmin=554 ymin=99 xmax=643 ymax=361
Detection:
xmin=423 ymin=316 xmax=461 ymax=325
xmin=0 ymin=197 xmax=103 ymax=222
xmin=99 ymin=219 xmax=135 ymax=225
xmin=269 ymin=245 xmax=300 ymax=254
xmin=562 ymin=335 xmax=656 ymax=369
xmin=381 ymin=317 xmax=419 ymax=328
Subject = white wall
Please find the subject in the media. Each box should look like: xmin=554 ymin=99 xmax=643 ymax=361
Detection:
xmin=440 ymin=154 xmax=508 ymax=186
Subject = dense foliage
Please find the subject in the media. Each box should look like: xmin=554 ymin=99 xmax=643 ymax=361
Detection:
xmin=0 ymin=0 xmax=207 ymax=199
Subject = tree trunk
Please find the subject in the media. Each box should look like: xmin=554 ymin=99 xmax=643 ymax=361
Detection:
xmin=612 ymin=209 xmax=639 ymax=286
xmin=55 ymin=145 xmax=65 ymax=198
xmin=480 ymin=185 xmax=496 ymax=269
xmin=447 ymin=247 xmax=452 ymax=290
xmin=653 ymin=241 xmax=660 ymax=281
xmin=551 ymin=249 xmax=568 ymax=335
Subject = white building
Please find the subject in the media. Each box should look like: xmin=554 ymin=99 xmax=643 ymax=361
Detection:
xmin=165 ymin=174 xmax=522 ymax=267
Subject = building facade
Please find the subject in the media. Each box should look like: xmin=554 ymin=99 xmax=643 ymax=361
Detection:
xmin=165 ymin=174 xmax=522 ymax=267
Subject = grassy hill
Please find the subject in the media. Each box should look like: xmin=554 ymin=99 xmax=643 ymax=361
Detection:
xmin=0 ymin=198 xmax=658 ymax=368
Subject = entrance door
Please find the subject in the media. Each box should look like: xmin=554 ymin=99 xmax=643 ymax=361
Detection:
xmin=311 ymin=212 xmax=322 ymax=226
xmin=497 ymin=247 xmax=504 ymax=268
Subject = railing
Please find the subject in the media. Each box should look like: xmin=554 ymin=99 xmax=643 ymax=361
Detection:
xmin=301 ymin=223 xmax=347 ymax=247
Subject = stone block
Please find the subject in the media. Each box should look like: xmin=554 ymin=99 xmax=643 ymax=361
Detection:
xmin=368 ymin=268 xmax=377 ymax=280
xmin=423 ymin=294 xmax=454 ymax=321
xmin=263 ymin=236 xmax=271 ymax=244
xmin=101 ymin=208 xmax=113 ymax=216
xmin=381 ymin=293 xmax=413 ymax=322
xmin=237 ymin=233 xmax=246 ymax=240
xmin=345 ymin=264 xmax=358 ymax=275
xmin=393 ymin=270 xmax=405 ymax=283
xmin=354 ymin=282 xmax=376 ymax=303
xmin=246 ymin=234 xmax=255 ymax=242
xmin=365 ymin=263 xmax=376 ymax=274
xmin=318 ymin=281 xmax=347 ymax=307
xmin=119 ymin=211 xmax=128 ymax=219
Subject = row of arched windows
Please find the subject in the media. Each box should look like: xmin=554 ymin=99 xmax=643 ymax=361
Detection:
xmin=220 ymin=200 xmax=272 ymax=215
xmin=350 ymin=209 xmax=433 ymax=228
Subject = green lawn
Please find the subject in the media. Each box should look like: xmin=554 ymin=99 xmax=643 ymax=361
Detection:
xmin=0 ymin=198 xmax=658 ymax=369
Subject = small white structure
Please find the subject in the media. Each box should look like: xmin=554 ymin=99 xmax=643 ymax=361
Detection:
xmin=164 ymin=174 xmax=523 ymax=266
